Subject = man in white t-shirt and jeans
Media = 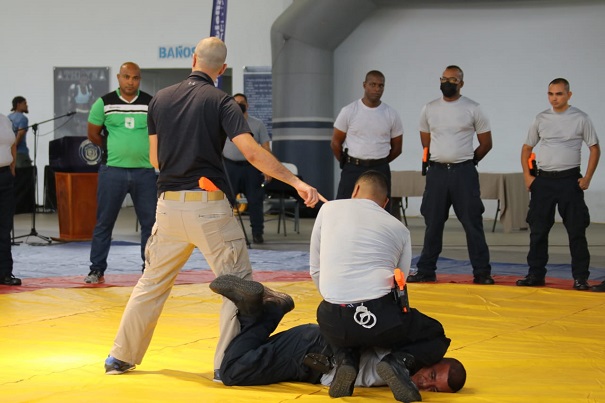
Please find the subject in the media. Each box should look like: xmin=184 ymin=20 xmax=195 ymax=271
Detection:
xmin=331 ymin=70 xmax=403 ymax=212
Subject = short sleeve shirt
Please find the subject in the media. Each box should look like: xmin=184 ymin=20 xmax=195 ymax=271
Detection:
xmin=0 ymin=114 xmax=15 ymax=167
xmin=7 ymin=111 xmax=29 ymax=155
xmin=524 ymin=106 xmax=599 ymax=171
xmin=419 ymin=96 xmax=491 ymax=163
xmin=223 ymin=115 xmax=270 ymax=161
xmin=148 ymin=71 xmax=251 ymax=195
xmin=334 ymin=100 xmax=403 ymax=160
xmin=88 ymin=89 xmax=153 ymax=168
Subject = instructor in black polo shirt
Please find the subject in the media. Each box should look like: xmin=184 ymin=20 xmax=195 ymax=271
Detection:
xmin=104 ymin=37 xmax=324 ymax=380
xmin=331 ymin=70 xmax=403 ymax=212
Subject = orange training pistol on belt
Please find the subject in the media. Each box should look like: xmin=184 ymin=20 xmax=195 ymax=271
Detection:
xmin=422 ymin=147 xmax=430 ymax=176
xmin=394 ymin=268 xmax=410 ymax=313
xmin=528 ymin=153 xmax=537 ymax=177
xmin=199 ymin=177 xmax=220 ymax=191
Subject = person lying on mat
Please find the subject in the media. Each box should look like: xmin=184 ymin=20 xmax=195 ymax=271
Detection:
xmin=209 ymin=274 xmax=466 ymax=401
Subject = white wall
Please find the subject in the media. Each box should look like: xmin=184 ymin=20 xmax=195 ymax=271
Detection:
xmin=334 ymin=0 xmax=605 ymax=221
xmin=0 ymin=0 xmax=291 ymax=200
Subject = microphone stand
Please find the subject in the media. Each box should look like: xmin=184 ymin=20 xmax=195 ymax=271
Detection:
xmin=13 ymin=111 xmax=75 ymax=245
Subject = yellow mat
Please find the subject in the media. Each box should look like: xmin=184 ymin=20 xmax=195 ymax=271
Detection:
xmin=1 ymin=281 xmax=605 ymax=402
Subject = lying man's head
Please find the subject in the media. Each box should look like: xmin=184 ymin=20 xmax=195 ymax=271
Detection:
xmin=412 ymin=357 xmax=466 ymax=393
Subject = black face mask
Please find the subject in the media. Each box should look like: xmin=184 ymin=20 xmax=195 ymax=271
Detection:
xmin=238 ymin=103 xmax=247 ymax=113
xmin=440 ymin=82 xmax=458 ymax=98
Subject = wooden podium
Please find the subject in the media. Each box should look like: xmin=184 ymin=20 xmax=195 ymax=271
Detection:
xmin=55 ymin=172 xmax=98 ymax=241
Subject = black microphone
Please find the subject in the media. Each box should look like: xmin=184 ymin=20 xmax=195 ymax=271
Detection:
xmin=66 ymin=111 xmax=76 ymax=116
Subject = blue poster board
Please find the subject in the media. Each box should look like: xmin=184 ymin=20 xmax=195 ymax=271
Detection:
xmin=243 ymin=66 xmax=272 ymax=139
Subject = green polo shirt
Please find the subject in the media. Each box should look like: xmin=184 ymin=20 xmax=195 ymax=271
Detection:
xmin=88 ymin=88 xmax=153 ymax=168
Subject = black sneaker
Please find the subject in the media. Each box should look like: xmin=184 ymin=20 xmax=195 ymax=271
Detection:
xmin=573 ymin=278 xmax=590 ymax=291
xmin=104 ymin=356 xmax=135 ymax=375
xmin=516 ymin=274 xmax=545 ymax=287
xmin=376 ymin=353 xmax=422 ymax=402
xmin=84 ymin=270 xmax=105 ymax=284
xmin=591 ymin=281 xmax=605 ymax=292
xmin=252 ymin=234 xmax=264 ymax=244
xmin=473 ymin=275 xmax=495 ymax=285
xmin=1 ymin=274 xmax=22 ymax=286
xmin=406 ymin=272 xmax=436 ymax=283
xmin=209 ymin=275 xmax=264 ymax=318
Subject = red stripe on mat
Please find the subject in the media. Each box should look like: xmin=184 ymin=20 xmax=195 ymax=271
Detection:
xmin=0 ymin=272 xmax=580 ymax=294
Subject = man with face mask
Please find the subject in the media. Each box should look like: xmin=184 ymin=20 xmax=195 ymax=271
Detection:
xmin=223 ymin=93 xmax=271 ymax=244
xmin=408 ymin=65 xmax=494 ymax=285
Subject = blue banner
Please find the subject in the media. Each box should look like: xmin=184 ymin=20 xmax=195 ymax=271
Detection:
xmin=210 ymin=0 xmax=227 ymax=88
xmin=210 ymin=0 xmax=227 ymax=41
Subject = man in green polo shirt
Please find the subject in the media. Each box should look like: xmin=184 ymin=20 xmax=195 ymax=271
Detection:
xmin=85 ymin=62 xmax=157 ymax=284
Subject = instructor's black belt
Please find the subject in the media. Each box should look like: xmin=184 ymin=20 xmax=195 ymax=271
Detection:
xmin=537 ymin=167 xmax=580 ymax=178
xmin=224 ymin=158 xmax=251 ymax=166
xmin=345 ymin=156 xmax=388 ymax=167
xmin=429 ymin=159 xmax=474 ymax=169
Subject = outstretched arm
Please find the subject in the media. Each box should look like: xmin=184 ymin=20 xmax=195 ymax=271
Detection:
xmin=233 ymin=133 xmax=327 ymax=207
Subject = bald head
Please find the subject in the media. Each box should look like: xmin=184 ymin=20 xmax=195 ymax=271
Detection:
xmin=193 ymin=37 xmax=227 ymax=76
xmin=117 ymin=62 xmax=141 ymax=100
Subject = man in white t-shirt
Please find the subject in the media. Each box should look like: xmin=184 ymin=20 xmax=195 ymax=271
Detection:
xmin=517 ymin=78 xmax=601 ymax=292
xmin=331 ymin=70 xmax=403 ymax=213
xmin=408 ymin=65 xmax=494 ymax=285
xmin=310 ymin=171 xmax=447 ymax=401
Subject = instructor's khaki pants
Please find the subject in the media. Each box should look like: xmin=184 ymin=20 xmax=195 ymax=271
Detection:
xmin=110 ymin=192 xmax=252 ymax=370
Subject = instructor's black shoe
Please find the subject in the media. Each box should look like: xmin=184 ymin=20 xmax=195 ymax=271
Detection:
xmin=406 ymin=272 xmax=436 ymax=283
xmin=209 ymin=275 xmax=264 ymax=318
xmin=516 ymin=274 xmax=545 ymax=287
xmin=377 ymin=353 xmax=422 ymax=402
xmin=1 ymin=275 xmax=22 ymax=286
xmin=262 ymin=285 xmax=295 ymax=314
xmin=573 ymin=278 xmax=590 ymax=291
xmin=252 ymin=234 xmax=264 ymax=244
xmin=590 ymin=280 xmax=605 ymax=292
xmin=473 ymin=275 xmax=495 ymax=285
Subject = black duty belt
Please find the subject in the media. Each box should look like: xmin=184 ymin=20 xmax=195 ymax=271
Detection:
xmin=537 ymin=167 xmax=580 ymax=178
xmin=345 ymin=156 xmax=389 ymax=167
xmin=429 ymin=160 xmax=474 ymax=169
xmin=224 ymin=158 xmax=251 ymax=166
